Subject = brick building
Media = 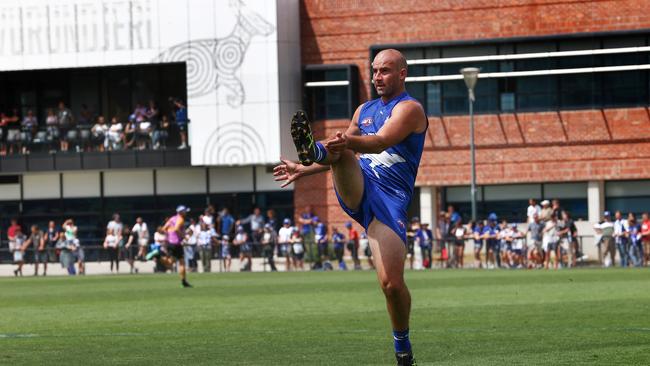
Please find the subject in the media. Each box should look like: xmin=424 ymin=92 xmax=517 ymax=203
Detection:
xmin=297 ymin=0 xmax=650 ymax=239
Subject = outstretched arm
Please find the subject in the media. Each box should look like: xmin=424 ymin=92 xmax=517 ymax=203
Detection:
xmin=273 ymin=159 xmax=329 ymax=188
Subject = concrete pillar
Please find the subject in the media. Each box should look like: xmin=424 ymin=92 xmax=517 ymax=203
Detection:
xmin=588 ymin=180 xmax=605 ymax=223
xmin=419 ymin=186 xmax=436 ymax=227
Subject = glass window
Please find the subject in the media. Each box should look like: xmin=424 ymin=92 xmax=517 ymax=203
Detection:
xmin=517 ymin=76 xmax=558 ymax=111
xmin=605 ymin=180 xmax=650 ymax=197
xmin=426 ymin=82 xmax=441 ymax=116
xmin=304 ymin=66 xmax=357 ymax=121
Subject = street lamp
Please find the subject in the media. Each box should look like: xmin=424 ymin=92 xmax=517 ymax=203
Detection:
xmin=461 ymin=67 xmax=479 ymax=222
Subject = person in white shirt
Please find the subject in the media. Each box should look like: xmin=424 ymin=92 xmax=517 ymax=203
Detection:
xmin=220 ymin=235 xmax=232 ymax=272
xmin=184 ymin=218 xmax=200 ymax=272
xmin=105 ymin=116 xmax=124 ymax=150
xmin=233 ymin=225 xmax=251 ymax=271
xmin=613 ymin=210 xmax=629 ymax=267
xmin=507 ymin=224 xmax=525 ymax=268
xmin=543 ymin=215 xmax=559 ymax=269
xmin=527 ymin=199 xmax=541 ymax=223
xmin=131 ymin=217 xmax=150 ymax=260
xmin=278 ymin=218 xmax=294 ymax=271
xmin=197 ymin=222 xmax=217 ymax=272
xmin=595 ymin=211 xmax=615 ymax=267
xmin=103 ymin=228 xmax=121 ymax=273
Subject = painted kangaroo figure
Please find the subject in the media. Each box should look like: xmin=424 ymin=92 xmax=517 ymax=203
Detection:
xmin=154 ymin=0 xmax=274 ymax=106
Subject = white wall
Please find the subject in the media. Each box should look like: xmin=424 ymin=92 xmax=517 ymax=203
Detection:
xmin=23 ymin=173 xmax=59 ymax=199
xmin=0 ymin=0 xmax=301 ymax=166
xmin=62 ymin=171 xmax=101 ymax=198
xmin=209 ymin=167 xmax=254 ymax=193
xmin=156 ymin=168 xmax=206 ymax=195
xmin=103 ymin=170 xmax=154 ymax=197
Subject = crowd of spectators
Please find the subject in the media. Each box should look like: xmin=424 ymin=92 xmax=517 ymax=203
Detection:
xmin=0 ymin=98 xmax=189 ymax=155
xmin=5 ymin=199 xmax=650 ymax=276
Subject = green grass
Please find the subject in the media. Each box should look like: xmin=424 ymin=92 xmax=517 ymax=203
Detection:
xmin=1 ymin=268 xmax=650 ymax=365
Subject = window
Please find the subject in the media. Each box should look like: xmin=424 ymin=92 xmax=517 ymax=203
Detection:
xmin=372 ymin=30 xmax=650 ymax=116
xmin=304 ymin=65 xmax=359 ymax=121
xmin=606 ymin=180 xmax=650 ymax=216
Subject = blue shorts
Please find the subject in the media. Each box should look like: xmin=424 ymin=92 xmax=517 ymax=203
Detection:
xmin=335 ymin=169 xmax=409 ymax=245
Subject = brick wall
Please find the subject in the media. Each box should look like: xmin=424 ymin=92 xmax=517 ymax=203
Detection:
xmin=296 ymin=0 xmax=650 ymax=226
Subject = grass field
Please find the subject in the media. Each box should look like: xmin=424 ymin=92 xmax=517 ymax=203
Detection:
xmin=1 ymin=268 xmax=650 ymax=365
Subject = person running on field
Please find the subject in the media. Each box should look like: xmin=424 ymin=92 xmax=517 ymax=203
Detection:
xmin=163 ymin=205 xmax=192 ymax=287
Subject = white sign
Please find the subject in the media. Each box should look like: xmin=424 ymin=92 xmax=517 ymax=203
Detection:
xmin=0 ymin=0 xmax=301 ymax=166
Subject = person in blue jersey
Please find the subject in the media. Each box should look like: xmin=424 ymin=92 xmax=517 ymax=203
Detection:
xmin=415 ymin=223 xmax=433 ymax=269
xmin=313 ymin=217 xmax=331 ymax=270
xmin=274 ymin=49 xmax=426 ymax=366
xmin=471 ymin=220 xmax=485 ymax=269
xmin=331 ymin=226 xmax=347 ymax=270
xmin=481 ymin=214 xmax=500 ymax=269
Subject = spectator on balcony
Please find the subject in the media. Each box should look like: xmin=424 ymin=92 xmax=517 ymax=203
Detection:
xmin=171 ymin=98 xmax=189 ymax=149
xmin=57 ymin=101 xmax=75 ymax=152
xmin=152 ymin=114 xmax=170 ymax=150
xmin=91 ymin=115 xmax=108 ymax=152
xmin=136 ymin=117 xmax=153 ymax=150
xmin=78 ymin=104 xmax=94 ymax=126
xmin=146 ymin=100 xmax=160 ymax=126
xmin=20 ymin=110 xmax=38 ymax=154
xmin=124 ymin=114 xmax=138 ymax=149
xmin=105 ymin=116 xmax=124 ymax=150
xmin=45 ymin=108 xmax=59 ymax=153
xmin=0 ymin=112 xmax=8 ymax=155
xmin=5 ymin=108 xmax=21 ymax=155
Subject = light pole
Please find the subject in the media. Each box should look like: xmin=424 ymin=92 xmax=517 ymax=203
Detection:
xmin=461 ymin=67 xmax=479 ymax=222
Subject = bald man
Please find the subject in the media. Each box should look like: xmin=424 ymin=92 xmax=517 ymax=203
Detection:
xmin=274 ymin=49 xmax=427 ymax=365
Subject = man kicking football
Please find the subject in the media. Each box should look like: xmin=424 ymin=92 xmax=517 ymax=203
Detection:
xmin=274 ymin=49 xmax=427 ymax=366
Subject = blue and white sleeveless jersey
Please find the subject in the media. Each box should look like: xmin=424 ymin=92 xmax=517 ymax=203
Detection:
xmin=357 ymin=92 xmax=426 ymax=201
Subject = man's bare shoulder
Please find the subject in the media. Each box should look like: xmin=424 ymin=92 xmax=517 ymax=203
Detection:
xmin=393 ymin=99 xmax=427 ymax=132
